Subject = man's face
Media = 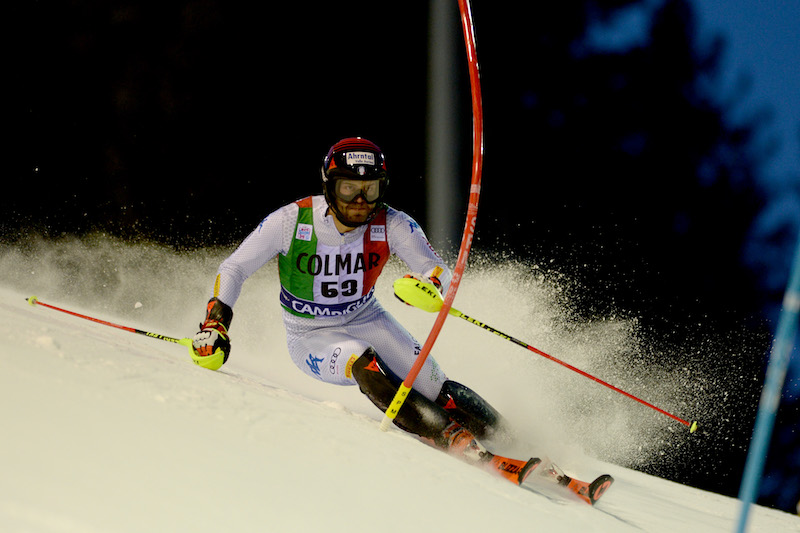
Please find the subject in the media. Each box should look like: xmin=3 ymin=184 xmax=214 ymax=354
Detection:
xmin=334 ymin=193 xmax=374 ymax=226
xmin=331 ymin=179 xmax=380 ymax=226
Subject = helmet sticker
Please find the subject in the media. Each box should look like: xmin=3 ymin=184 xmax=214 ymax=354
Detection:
xmin=345 ymin=152 xmax=375 ymax=166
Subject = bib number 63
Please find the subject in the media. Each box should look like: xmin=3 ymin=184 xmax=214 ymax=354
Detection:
xmin=321 ymin=279 xmax=358 ymax=298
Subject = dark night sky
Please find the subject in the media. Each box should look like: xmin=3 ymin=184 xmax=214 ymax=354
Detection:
xmin=8 ymin=0 xmax=800 ymax=513
xmin=10 ymin=2 xmax=434 ymax=242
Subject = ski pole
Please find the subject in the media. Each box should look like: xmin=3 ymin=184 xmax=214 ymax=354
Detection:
xmin=26 ymin=295 xmax=199 ymax=362
xmin=393 ymin=278 xmax=699 ymax=433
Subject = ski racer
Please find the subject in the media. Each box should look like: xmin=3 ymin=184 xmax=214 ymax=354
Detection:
xmin=191 ymin=137 xmax=507 ymax=463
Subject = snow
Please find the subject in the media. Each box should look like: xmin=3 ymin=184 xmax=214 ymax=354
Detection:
xmin=1 ymin=236 xmax=798 ymax=532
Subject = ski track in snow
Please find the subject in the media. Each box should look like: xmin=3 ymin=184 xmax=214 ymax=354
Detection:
xmin=1 ymin=238 xmax=798 ymax=532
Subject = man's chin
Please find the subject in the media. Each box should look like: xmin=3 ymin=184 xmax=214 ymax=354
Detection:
xmin=343 ymin=214 xmax=368 ymax=225
xmin=333 ymin=202 xmax=375 ymax=226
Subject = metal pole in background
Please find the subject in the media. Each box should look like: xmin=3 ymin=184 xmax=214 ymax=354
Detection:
xmin=735 ymin=237 xmax=800 ymax=532
xmin=426 ymin=0 xmax=460 ymax=254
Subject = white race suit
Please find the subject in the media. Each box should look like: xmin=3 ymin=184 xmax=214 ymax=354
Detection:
xmin=212 ymin=195 xmax=453 ymax=401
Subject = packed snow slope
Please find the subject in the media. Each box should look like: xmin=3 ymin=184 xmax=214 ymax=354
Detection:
xmin=1 ymin=235 xmax=797 ymax=532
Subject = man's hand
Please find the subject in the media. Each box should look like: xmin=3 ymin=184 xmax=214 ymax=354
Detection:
xmin=190 ymin=298 xmax=233 ymax=371
xmin=192 ymin=325 xmax=230 ymax=356
xmin=403 ymin=271 xmax=443 ymax=293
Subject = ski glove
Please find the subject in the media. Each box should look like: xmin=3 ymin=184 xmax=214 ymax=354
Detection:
xmin=403 ymin=270 xmax=443 ymax=293
xmin=191 ymin=297 xmax=233 ymax=371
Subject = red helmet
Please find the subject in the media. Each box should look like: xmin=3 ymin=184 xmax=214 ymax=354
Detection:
xmin=321 ymin=137 xmax=390 ymax=227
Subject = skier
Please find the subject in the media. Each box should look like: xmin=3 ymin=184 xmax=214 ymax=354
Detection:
xmin=191 ymin=137 xmax=507 ymax=463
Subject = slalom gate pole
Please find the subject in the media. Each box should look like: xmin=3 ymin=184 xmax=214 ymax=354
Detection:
xmin=393 ymin=277 xmax=700 ymax=433
xmin=734 ymin=238 xmax=800 ymax=533
xmin=26 ymin=296 xmax=194 ymax=351
xmin=380 ymin=0 xmax=484 ymax=431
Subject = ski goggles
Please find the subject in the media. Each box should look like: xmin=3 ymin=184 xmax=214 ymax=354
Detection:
xmin=333 ymin=179 xmax=385 ymax=203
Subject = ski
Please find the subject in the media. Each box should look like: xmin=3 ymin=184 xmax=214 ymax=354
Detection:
xmin=455 ymin=448 xmax=612 ymax=505
xmin=419 ymin=432 xmax=612 ymax=505
xmin=559 ymin=473 xmax=614 ymax=505
xmin=485 ymin=453 xmax=542 ymax=486
xmin=535 ymin=461 xmax=615 ymax=505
